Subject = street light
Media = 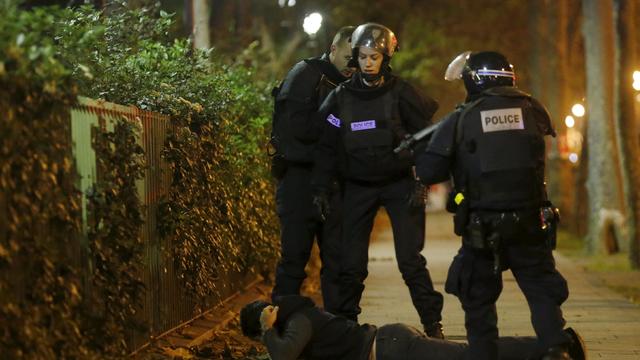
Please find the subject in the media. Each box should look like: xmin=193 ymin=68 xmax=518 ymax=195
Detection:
xmin=565 ymin=115 xmax=575 ymax=128
xmin=571 ymin=103 xmax=585 ymax=117
xmin=303 ymin=12 xmax=323 ymax=36
xmin=569 ymin=153 xmax=579 ymax=164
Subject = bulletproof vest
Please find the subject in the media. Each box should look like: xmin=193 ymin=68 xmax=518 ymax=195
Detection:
xmin=271 ymin=59 xmax=336 ymax=163
xmin=454 ymin=88 xmax=547 ymax=210
xmin=333 ymin=81 xmax=411 ymax=181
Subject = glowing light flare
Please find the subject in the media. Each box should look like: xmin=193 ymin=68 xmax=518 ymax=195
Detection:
xmin=278 ymin=0 xmax=295 ymax=7
xmin=565 ymin=115 xmax=575 ymax=128
xmin=569 ymin=153 xmax=579 ymax=163
xmin=571 ymin=103 xmax=585 ymax=117
xmin=303 ymin=12 xmax=323 ymax=35
xmin=634 ymin=71 xmax=640 ymax=82
xmin=633 ymin=81 xmax=640 ymax=91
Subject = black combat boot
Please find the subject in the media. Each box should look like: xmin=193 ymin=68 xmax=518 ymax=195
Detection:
xmin=424 ymin=321 xmax=445 ymax=339
xmin=564 ymin=327 xmax=586 ymax=360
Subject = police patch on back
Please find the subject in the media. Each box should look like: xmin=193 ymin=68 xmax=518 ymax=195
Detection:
xmin=480 ymin=108 xmax=524 ymax=133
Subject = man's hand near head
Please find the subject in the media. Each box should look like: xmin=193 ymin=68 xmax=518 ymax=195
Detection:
xmin=260 ymin=305 xmax=279 ymax=334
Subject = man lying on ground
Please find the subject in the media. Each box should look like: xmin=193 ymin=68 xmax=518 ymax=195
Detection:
xmin=240 ymin=295 xmax=585 ymax=360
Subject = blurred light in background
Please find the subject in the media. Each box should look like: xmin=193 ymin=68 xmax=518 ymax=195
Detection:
xmin=569 ymin=153 xmax=579 ymax=163
xmin=303 ymin=12 xmax=323 ymax=36
xmin=633 ymin=71 xmax=640 ymax=91
xmin=565 ymin=115 xmax=575 ymax=128
xmin=278 ymin=0 xmax=296 ymax=7
xmin=571 ymin=103 xmax=585 ymax=117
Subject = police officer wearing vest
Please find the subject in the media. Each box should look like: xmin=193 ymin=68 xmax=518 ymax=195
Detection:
xmin=313 ymin=23 xmax=444 ymax=338
xmin=415 ymin=51 xmax=574 ymax=359
xmin=270 ymin=26 xmax=355 ymax=313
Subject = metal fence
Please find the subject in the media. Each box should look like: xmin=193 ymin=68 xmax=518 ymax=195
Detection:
xmin=70 ymin=97 xmax=249 ymax=350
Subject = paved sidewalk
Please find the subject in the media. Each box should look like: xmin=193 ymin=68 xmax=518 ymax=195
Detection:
xmin=359 ymin=210 xmax=640 ymax=359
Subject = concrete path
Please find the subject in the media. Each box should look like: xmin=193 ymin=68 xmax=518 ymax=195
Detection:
xmin=359 ymin=210 xmax=640 ymax=359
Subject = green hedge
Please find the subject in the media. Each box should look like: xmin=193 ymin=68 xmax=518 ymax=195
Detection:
xmin=1 ymin=2 xmax=277 ymax=357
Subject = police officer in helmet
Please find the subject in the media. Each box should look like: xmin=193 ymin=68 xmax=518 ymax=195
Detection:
xmin=313 ymin=23 xmax=444 ymax=338
xmin=415 ymin=51 xmax=576 ymax=359
xmin=270 ymin=26 xmax=355 ymax=313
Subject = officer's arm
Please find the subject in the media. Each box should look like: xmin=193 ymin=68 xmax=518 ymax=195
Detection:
xmin=415 ymin=113 xmax=457 ymax=185
xmin=398 ymin=82 xmax=439 ymax=132
xmin=312 ymin=94 xmax=340 ymax=191
xmin=529 ymin=97 xmax=556 ymax=137
xmin=398 ymin=82 xmax=439 ymax=156
xmin=262 ymin=312 xmax=313 ymax=360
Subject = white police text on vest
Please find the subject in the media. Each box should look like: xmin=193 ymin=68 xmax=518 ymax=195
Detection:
xmin=480 ymin=108 xmax=525 ymax=133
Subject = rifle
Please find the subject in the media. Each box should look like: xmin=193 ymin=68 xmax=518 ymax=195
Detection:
xmin=393 ymin=122 xmax=440 ymax=154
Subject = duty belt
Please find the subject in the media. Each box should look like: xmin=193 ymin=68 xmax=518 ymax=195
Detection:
xmin=463 ymin=209 xmax=545 ymax=274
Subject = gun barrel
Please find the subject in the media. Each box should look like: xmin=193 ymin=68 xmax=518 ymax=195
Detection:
xmin=392 ymin=123 xmax=439 ymax=154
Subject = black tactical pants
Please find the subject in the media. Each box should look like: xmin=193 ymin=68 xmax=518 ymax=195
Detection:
xmin=375 ymin=323 xmax=543 ymax=360
xmin=272 ymin=165 xmax=343 ymax=312
xmin=445 ymin=242 xmax=570 ymax=360
xmin=338 ymin=176 xmax=443 ymax=326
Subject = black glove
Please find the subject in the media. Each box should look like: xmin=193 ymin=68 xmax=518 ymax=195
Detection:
xmin=270 ymin=154 xmax=287 ymax=180
xmin=312 ymin=190 xmax=331 ymax=222
xmin=407 ymin=180 xmax=428 ymax=208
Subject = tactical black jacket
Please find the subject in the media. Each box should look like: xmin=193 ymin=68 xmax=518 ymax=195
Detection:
xmin=272 ymin=54 xmax=348 ymax=164
xmin=416 ymin=86 xmax=555 ymax=210
xmin=313 ymin=73 xmax=438 ymax=188
xmin=263 ymin=295 xmax=376 ymax=360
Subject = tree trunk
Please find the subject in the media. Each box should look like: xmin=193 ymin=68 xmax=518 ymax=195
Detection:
xmin=614 ymin=0 xmax=640 ymax=268
xmin=552 ymin=0 xmax=577 ymax=228
xmin=190 ymin=0 xmax=211 ymax=50
xmin=582 ymin=0 xmax=626 ymax=254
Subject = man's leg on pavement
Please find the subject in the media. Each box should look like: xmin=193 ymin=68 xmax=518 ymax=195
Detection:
xmin=376 ymin=323 xmax=464 ymax=360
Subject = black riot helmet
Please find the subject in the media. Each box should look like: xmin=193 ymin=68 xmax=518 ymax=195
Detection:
xmin=347 ymin=23 xmax=398 ymax=75
xmin=445 ymin=51 xmax=515 ymax=95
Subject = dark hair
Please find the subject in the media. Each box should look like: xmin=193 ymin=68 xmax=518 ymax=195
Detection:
xmin=240 ymin=300 xmax=270 ymax=338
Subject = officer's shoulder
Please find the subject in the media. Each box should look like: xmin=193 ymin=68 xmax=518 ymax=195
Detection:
xmin=528 ymin=96 xmax=550 ymax=113
xmin=439 ymin=111 xmax=462 ymax=127
xmin=394 ymin=77 xmax=434 ymax=101
xmin=393 ymin=77 xmax=417 ymax=94
xmin=277 ymin=60 xmax=322 ymax=102
xmin=427 ymin=111 xmax=460 ymax=156
xmin=284 ymin=60 xmax=322 ymax=84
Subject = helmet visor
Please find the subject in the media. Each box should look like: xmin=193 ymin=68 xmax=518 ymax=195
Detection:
xmin=444 ymin=51 xmax=472 ymax=81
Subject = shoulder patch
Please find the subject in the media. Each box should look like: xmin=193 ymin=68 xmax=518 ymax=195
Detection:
xmin=480 ymin=108 xmax=524 ymax=133
xmin=327 ymin=114 xmax=341 ymax=128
